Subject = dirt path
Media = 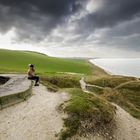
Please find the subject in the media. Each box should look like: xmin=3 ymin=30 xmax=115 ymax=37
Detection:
xmin=113 ymin=104 xmax=140 ymax=140
xmin=79 ymin=78 xmax=140 ymax=140
xmin=0 ymin=84 xmax=69 ymax=140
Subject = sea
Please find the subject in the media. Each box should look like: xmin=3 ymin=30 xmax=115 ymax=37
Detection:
xmin=89 ymin=58 xmax=140 ymax=78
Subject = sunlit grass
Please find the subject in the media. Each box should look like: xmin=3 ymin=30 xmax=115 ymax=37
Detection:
xmin=0 ymin=49 xmax=92 ymax=75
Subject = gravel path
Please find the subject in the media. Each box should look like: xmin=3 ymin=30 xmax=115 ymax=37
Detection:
xmin=113 ymin=104 xmax=140 ymax=140
xmin=0 ymin=84 xmax=68 ymax=140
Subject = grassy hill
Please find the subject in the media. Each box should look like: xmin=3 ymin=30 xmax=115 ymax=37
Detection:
xmin=0 ymin=49 xmax=92 ymax=75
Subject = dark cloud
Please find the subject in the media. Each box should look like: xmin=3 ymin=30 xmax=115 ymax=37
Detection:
xmin=78 ymin=0 xmax=140 ymax=33
xmin=0 ymin=0 xmax=140 ymax=55
xmin=0 ymin=0 xmax=83 ymax=41
xmin=0 ymin=0 xmax=81 ymax=17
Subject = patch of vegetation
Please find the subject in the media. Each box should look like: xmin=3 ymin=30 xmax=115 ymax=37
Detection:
xmin=86 ymin=85 xmax=104 ymax=95
xmin=41 ymin=74 xmax=81 ymax=90
xmin=85 ymin=62 xmax=108 ymax=80
xmin=59 ymin=88 xmax=116 ymax=140
xmin=84 ymin=74 xmax=140 ymax=119
xmin=86 ymin=76 xmax=136 ymax=88
xmin=0 ymin=49 xmax=92 ymax=75
xmin=100 ymin=82 xmax=140 ymax=119
xmin=40 ymin=79 xmax=59 ymax=92
xmin=86 ymin=72 xmax=140 ymax=119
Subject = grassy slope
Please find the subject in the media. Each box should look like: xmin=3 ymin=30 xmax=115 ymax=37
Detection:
xmin=85 ymin=74 xmax=140 ymax=119
xmin=86 ymin=76 xmax=136 ymax=88
xmin=59 ymin=88 xmax=116 ymax=140
xmin=41 ymin=74 xmax=81 ymax=92
xmin=0 ymin=49 xmax=92 ymax=75
xmin=106 ymin=81 xmax=140 ymax=119
xmin=85 ymin=62 xmax=108 ymax=80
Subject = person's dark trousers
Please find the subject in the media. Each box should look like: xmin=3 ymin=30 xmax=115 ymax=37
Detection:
xmin=28 ymin=76 xmax=39 ymax=84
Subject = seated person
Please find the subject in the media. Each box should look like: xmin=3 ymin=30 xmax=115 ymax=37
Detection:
xmin=27 ymin=64 xmax=39 ymax=86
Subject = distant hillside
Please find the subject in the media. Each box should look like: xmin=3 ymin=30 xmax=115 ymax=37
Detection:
xmin=0 ymin=49 xmax=92 ymax=74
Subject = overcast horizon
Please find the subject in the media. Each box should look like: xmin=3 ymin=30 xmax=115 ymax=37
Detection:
xmin=0 ymin=0 xmax=140 ymax=58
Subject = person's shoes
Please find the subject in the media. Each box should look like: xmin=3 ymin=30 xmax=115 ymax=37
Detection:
xmin=34 ymin=83 xmax=39 ymax=86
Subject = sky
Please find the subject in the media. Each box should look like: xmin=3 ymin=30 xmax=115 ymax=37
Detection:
xmin=0 ymin=0 xmax=140 ymax=58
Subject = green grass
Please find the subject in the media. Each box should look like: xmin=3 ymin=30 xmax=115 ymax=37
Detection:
xmin=85 ymin=63 xmax=108 ymax=80
xmin=40 ymin=78 xmax=60 ymax=92
xmin=41 ymin=74 xmax=81 ymax=91
xmin=0 ymin=49 xmax=92 ymax=75
xmin=59 ymin=88 xmax=116 ymax=140
xmin=85 ymin=75 xmax=140 ymax=119
xmin=104 ymin=81 xmax=140 ymax=119
xmin=86 ymin=76 xmax=136 ymax=88
xmin=86 ymin=86 xmax=104 ymax=95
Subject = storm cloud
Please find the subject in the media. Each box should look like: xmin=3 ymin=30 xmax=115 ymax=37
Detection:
xmin=0 ymin=0 xmax=83 ymax=41
xmin=75 ymin=0 xmax=140 ymax=33
xmin=0 ymin=0 xmax=140 ymax=57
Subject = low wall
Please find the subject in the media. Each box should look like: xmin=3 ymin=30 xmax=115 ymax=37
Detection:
xmin=0 ymin=74 xmax=33 ymax=109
